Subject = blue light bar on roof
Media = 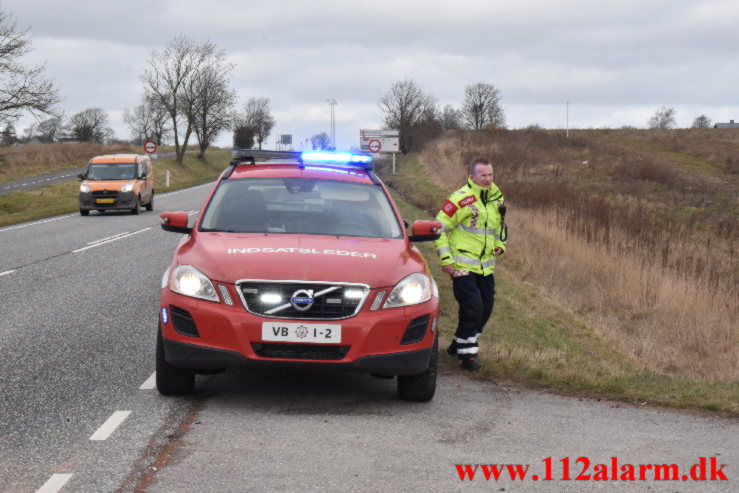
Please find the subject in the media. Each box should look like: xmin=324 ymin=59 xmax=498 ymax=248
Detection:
xmin=301 ymin=152 xmax=372 ymax=164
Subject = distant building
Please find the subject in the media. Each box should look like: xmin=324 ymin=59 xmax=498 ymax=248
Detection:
xmin=714 ymin=119 xmax=739 ymax=128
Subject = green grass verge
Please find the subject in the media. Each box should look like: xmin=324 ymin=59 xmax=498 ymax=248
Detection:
xmin=0 ymin=151 xmax=231 ymax=227
xmin=381 ymin=159 xmax=738 ymax=416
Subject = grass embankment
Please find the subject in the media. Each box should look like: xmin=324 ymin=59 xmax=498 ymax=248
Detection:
xmin=0 ymin=149 xmax=231 ymax=227
xmin=0 ymin=142 xmax=138 ymax=182
xmin=375 ymin=131 xmax=738 ymax=415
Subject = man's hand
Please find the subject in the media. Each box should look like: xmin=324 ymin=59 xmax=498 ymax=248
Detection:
xmin=494 ymin=247 xmax=504 ymax=256
xmin=441 ymin=264 xmax=455 ymax=276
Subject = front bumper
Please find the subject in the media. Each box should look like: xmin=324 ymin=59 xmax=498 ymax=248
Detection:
xmin=162 ymin=337 xmax=433 ymax=375
xmin=160 ymin=287 xmax=438 ymax=375
xmin=79 ymin=191 xmax=136 ymax=210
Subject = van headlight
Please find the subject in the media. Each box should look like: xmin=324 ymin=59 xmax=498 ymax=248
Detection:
xmin=80 ymin=183 xmax=90 ymax=193
xmin=121 ymin=182 xmax=134 ymax=193
xmin=169 ymin=265 xmax=219 ymax=302
xmin=384 ymin=273 xmax=432 ymax=308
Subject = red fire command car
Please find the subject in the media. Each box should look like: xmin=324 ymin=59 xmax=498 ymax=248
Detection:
xmin=157 ymin=150 xmax=442 ymax=401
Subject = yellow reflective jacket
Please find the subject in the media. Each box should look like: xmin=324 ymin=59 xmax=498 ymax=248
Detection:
xmin=433 ymin=179 xmax=506 ymax=275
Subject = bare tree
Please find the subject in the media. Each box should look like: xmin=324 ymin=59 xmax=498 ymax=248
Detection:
xmin=67 ymin=108 xmax=113 ymax=143
xmin=692 ymin=114 xmax=712 ymax=128
xmin=234 ymin=97 xmax=275 ymax=150
xmin=1 ymin=123 xmax=16 ymax=145
xmin=191 ymin=62 xmax=236 ymax=158
xmin=461 ymin=82 xmax=505 ymax=130
xmin=378 ymin=79 xmax=436 ymax=153
xmin=124 ymin=94 xmax=171 ymax=145
xmin=36 ymin=115 xmax=63 ymax=142
xmin=310 ymin=132 xmax=330 ymax=150
xmin=233 ymin=124 xmax=255 ymax=148
xmin=140 ymin=36 xmax=218 ymax=165
xmin=0 ymin=9 xmax=61 ymax=123
xmin=440 ymin=104 xmax=462 ymax=130
xmin=647 ymin=106 xmax=677 ymax=129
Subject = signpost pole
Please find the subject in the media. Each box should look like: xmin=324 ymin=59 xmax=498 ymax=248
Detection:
xmin=392 ymin=152 xmax=396 ymax=175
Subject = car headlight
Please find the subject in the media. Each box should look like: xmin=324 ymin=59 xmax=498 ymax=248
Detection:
xmin=384 ymin=273 xmax=432 ymax=308
xmin=121 ymin=182 xmax=134 ymax=193
xmin=169 ymin=265 xmax=219 ymax=302
xmin=80 ymin=183 xmax=90 ymax=193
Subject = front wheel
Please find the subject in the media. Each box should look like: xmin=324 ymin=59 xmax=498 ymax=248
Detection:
xmin=80 ymin=209 xmax=89 ymax=216
xmin=156 ymin=326 xmax=194 ymax=395
xmin=397 ymin=335 xmax=438 ymax=402
xmin=131 ymin=196 xmax=140 ymax=215
xmin=145 ymin=191 xmax=154 ymax=211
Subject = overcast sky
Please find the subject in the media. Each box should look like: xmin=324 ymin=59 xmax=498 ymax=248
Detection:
xmin=6 ymin=0 xmax=739 ymax=150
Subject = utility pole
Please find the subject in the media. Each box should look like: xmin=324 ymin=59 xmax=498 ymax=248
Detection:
xmin=327 ymin=98 xmax=337 ymax=150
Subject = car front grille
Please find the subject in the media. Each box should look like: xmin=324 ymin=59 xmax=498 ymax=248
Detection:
xmin=237 ymin=281 xmax=369 ymax=320
xmin=92 ymin=190 xmax=119 ymax=199
xmin=251 ymin=342 xmax=350 ymax=360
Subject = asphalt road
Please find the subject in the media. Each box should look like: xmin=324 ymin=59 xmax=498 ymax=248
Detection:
xmin=0 ymin=182 xmax=737 ymax=493
xmin=0 ymin=152 xmax=183 ymax=197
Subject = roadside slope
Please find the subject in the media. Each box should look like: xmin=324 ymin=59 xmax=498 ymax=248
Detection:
xmin=376 ymin=129 xmax=738 ymax=415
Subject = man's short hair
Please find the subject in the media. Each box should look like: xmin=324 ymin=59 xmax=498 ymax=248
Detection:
xmin=469 ymin=157 xmax=492 ymax=175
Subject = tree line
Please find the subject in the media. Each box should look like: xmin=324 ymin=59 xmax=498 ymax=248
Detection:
xmin=0 ymin=6 xmax=728 ymax=162
xmin=378 ymin=79 xmax=505 ymax=153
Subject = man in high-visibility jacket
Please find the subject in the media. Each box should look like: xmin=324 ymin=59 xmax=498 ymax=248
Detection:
xmin=434 ymin=157 xmax=506 ymax=371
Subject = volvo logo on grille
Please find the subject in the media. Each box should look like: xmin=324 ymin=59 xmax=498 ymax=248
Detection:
xmin=290 ymin=289 xmax=314 ymax=311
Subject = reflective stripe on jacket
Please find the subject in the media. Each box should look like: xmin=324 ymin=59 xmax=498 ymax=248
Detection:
xmin=433 ymin=178 xmax=506 ymax=275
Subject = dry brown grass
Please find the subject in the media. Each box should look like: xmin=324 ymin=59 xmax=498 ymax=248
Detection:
xmin=413 ymin=128 xmax=738 ymax=381
xmin=0 ymin=142 xmax=137 ymax=182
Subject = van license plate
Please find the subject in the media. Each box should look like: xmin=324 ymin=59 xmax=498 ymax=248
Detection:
xmin=262 ymin=322 xmax=341 ymax=343
xmin=96 ymin=198 xmax=115 ymax=204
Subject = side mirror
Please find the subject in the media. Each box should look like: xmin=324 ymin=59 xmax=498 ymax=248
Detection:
xmin=160 ymin=211 xmax=192 ymax=234
xmin=139 ymin=173 xmax=147 ymax=180
xmin=77 ymin=173 xmax=85 ymax=181
xmin=409 ymin=220 xmax=442 ymax=242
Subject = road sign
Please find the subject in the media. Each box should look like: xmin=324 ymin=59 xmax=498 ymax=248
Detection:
xmin=360 ymin=129 xmax=399 ymax=153
xmin=144 ymin=141 xmax=157 ymax=154
xmin=368 ymin=139 xmax=382 ymax=153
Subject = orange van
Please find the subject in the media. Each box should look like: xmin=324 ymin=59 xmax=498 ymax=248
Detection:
xmin=78 ymin=154 xmax=154 ymax=216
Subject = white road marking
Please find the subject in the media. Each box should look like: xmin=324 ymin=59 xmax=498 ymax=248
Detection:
xmin=187 ymin=210 xmax=199 ymax=215
xmin=36 ymin=473 xmax=73 ymax=493
xmin=0 ymin=270 xmax=16 ymax=277
xmin=86 ymin=231 xmax=130 ymax=245
xmin=89 ymin=410 xmax=131 ymax=441
xmin=72 ymin=227 xmax=152 ymax=252
xmin=0 ymin=214 xmax=76 ymax=234
xmin=140 ymin=372 xmax=156 ymax=390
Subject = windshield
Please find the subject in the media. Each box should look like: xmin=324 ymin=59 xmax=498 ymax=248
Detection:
xmin=199 ymin=178 xmax=403 ymax=238
xmin=86 ymin=163 xmax=136 ymax=180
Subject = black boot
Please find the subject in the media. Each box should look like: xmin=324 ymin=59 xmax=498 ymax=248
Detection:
xmin=446 ymin=339 xmax=457 ymax=356
xmin=461 ymin=357 xmax=481 ymax=371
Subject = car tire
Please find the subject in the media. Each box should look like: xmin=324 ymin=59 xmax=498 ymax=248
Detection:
xmin=80 ymin=209 xmax=89 ymax=216
xmin=131 ymin=196 xmax=140 ymax=215
xmin=156 ymin=326 xmax=194 ymax=395
xmin=145 ymin=191 xmax=154 ymax=212
xmin=397 ymin=334 xmax=438 ymax=402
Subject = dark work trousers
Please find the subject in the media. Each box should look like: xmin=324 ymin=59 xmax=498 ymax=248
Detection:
xmin=452 ymin=272 xmax=495 ymax=359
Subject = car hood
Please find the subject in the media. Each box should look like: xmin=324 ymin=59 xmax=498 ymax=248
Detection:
xmin=84 ymin=180 xmax=135 ymax=191
xmin=174 ymin=233 xmax=427 ymax=288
